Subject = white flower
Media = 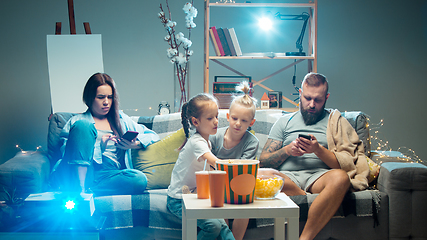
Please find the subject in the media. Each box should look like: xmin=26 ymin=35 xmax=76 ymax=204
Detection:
xmin=183 ymin=3 xmax=197 ymax=29
xmin=175 ymin=32 xmax=185 ymax=42
xmin=166 ymin=20 xmax=176 ymax=28
xmin=181 ymin=38 xmax=192 ymax=48
xmin=158 ymin=11 xmax=165 ymax=18
xmin=182 ymin=3 xmax=192 ymax=13
xmin=188 ymin=6 xmax=198 ymax=18
xmin=175 ymin=53 xmax=187 ymax=66
xmin=187 ymin=50 xmax=193 ymax=56
xmin=185 ymin=14 xmax=196 ymax=29
xmin=186 ymin=21 xmax=196 ymax=29
xmin=167 ymin=48 xmax=178 ymax=58
xmin=164 ymin=35 xmax=171 ymax=41
xmin=183 ymin=3 xmax=197 ymax=18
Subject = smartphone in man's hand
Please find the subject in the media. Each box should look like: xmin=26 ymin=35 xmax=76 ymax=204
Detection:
xmin=298 ymin=134 xmax=312 ymax=140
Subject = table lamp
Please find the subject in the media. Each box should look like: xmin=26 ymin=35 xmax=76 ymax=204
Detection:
xmin=258 ymin=12 xmax=310 ymax=56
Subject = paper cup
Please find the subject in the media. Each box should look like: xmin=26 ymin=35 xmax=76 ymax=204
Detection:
xmin=216 ymin=159 xmax=259 ymax=204
xmin=195 ymin=171 xmax=210 ymax=199
xmin=209 ymin=170 xmax=226 ymax=207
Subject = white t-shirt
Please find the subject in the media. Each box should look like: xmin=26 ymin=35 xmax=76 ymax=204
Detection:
xmin=167 ymin=133 xmax=211 ymax=199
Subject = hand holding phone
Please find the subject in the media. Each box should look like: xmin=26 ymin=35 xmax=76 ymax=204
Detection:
xmin=121 ymin=131 xmax=138 ymax=141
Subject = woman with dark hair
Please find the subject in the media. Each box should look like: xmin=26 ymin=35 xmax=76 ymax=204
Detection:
xmin=53 ymin=73 xmax=159 ymax=195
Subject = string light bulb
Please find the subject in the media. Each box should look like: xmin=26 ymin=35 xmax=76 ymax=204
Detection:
xmin=15 ymin=144 xmax=27 ymax=154
xmin=15 ymin=145 xmax=42 ymax=155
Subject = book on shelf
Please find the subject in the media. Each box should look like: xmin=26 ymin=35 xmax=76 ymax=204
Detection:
xmin=210 ymin=26 xmax=225 ymax=56
xmin=223 ymin=28 xmax=236 ymax=56
xmin=217 ymin=28 xmax=232 ymax=56
xmin=209 ymin=28 xmax=221 ymax=56
xmin=228 ymin=28 xmax=242 ymax=56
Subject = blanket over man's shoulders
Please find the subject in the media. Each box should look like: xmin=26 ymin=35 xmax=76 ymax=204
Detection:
xmin=326 ymin=109 xmax=369 ymax=191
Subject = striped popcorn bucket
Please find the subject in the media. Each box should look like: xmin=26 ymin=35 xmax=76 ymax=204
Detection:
xmin=216 ymin=159 xmax=259 ymax=204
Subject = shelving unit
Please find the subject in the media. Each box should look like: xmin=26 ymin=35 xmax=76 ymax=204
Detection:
xmin=203 ymin=0 xmax=317 ymax=106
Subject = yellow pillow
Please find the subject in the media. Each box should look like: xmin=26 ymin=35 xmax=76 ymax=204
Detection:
xmin=367 ymin=156 xmax=380 ymax=183
xmin=132 ymin=128 xmax=186 ymax=190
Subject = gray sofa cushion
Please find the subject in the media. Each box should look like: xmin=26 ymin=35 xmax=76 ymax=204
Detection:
xmin=0 ymin=151 xmax=50 ymax=199
xmin=378 ymin=162 xmax=427 ymax=239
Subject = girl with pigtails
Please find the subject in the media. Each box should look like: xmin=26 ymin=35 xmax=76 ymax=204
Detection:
xmin=166 ymin=93 xmax=235 ymax=240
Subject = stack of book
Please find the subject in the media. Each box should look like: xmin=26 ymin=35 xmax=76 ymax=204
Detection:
xmin=209 ymin=26 xmax=242 ymax=56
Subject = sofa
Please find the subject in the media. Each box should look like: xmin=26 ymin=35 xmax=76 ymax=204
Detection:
xmin=1 ymin=109 xmax=427 ymax=240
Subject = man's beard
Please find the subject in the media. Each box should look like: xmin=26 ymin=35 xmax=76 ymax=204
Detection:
xmin=301 ymin=103 xmax=326 ymax=125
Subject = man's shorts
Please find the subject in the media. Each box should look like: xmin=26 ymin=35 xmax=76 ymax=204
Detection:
xmin=280 ymin=169 xmax=331 ymax=192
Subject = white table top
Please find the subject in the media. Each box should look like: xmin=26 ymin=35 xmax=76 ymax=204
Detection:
xmin=182 ymin=192 xmax=299 ymax=220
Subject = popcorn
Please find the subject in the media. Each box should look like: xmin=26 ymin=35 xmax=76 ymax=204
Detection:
xmin=254 ymin=176 xmax=284 ymax=199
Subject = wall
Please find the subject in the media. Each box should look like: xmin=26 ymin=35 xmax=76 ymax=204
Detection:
xmin=0 ymin=0 xmax=426 ymax=164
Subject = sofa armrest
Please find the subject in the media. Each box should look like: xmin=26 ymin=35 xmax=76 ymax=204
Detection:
xmin=0 ymin=151 xmax=50 ymax=201
xmin=377 ymin=162 xmax=427 ymax=239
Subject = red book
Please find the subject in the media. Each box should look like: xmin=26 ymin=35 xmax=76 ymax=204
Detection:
xmin=209 ymin=28 xmax=221 ymax=56
xmin=210 ymin=26 xmax=225 ymax=56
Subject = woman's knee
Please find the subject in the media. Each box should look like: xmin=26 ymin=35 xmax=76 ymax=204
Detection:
xmin=122 ymin=169 xmax=148 ymax=191
xmin=69 ymin=119 xmax=96 ymax=138
xmin=63 ymin=119 xmax=96 ymax=165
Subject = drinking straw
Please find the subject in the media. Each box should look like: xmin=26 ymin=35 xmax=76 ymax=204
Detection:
xmin=204 ymin=159 xmax=207 ymax=171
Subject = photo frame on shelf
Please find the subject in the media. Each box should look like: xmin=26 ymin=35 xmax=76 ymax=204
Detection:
xmin=268 ymin=91 xmax=282 ymax=108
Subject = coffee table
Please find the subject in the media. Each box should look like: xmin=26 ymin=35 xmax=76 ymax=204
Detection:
xmin=182 ymin=192 xmax=299 ymax=240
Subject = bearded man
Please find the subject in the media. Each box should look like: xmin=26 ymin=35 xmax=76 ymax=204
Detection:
xmin=260 ymin=72 xmax=369 ymax=240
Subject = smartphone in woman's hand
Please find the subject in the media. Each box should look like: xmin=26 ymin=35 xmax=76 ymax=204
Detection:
xmin=121 ymin=131 xmax=138 ymax=141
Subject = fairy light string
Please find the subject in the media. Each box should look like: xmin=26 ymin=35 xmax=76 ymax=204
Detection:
xmin=15 ymin=145 xmax=42 ymax=155
xmin=367 ymin=117 xmax=423 ymax=165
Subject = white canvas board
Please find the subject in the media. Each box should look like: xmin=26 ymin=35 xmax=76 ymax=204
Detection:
xmin=47 ymin=34 xmax=104 ymax=113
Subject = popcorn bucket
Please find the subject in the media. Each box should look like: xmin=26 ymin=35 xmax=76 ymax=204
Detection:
xmin=216 ymin=159 xmax=259 ymax=204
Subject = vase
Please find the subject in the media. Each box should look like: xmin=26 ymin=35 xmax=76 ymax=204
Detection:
xmin=174 ymin=63 xmax=190 ymax=113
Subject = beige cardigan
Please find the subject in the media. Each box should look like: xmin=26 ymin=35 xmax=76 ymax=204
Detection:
xmin=327 ymin=109 xmax=369 ymax=191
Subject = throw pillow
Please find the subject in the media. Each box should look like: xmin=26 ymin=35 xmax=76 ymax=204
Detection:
xmin=367 ymin=155 xmax=380 ymax=183
xmin=132 ymin=128 xmax=186 ymax=190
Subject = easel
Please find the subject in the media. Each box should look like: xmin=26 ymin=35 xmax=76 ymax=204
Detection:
xmin=55 ymin=0 xmax=92 ymax=35
xmin=48 ymin=0 xmax=96 ymax=120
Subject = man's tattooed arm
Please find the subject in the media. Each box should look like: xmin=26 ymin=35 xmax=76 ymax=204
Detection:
xmin=259 ymin=138 xmax=289 ymax=168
